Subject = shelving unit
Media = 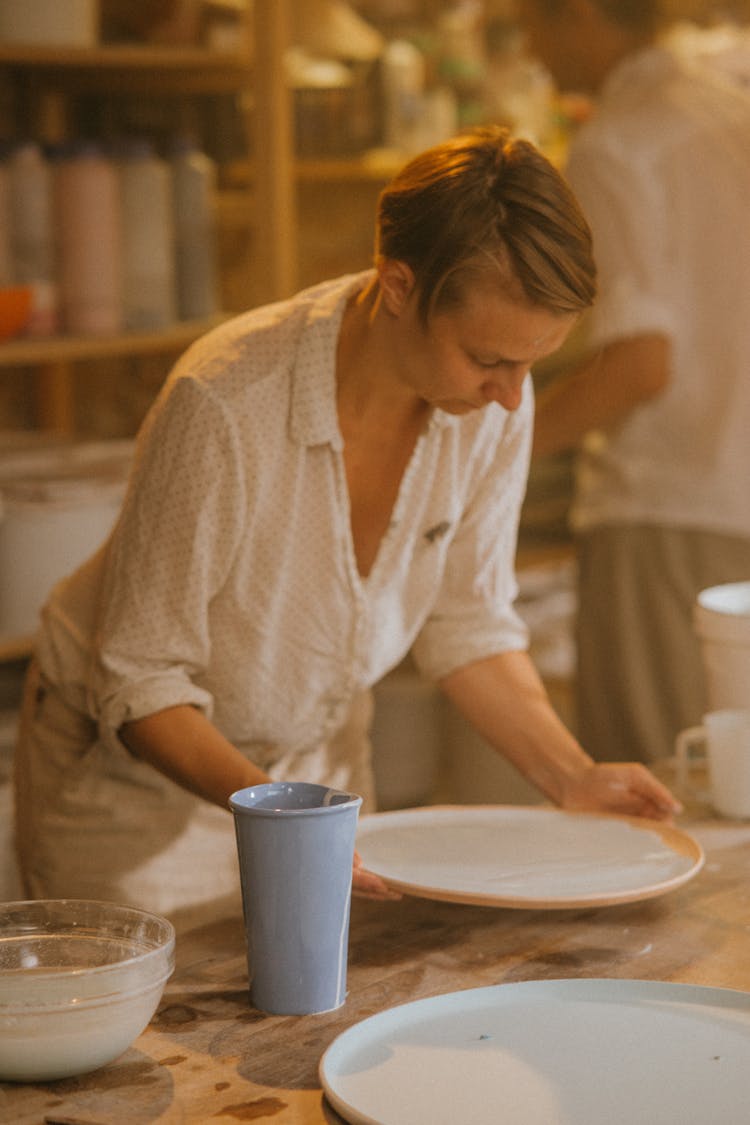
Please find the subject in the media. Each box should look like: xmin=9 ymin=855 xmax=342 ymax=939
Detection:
xmin=0 ymin=316 xmax=226 ymax=430
xmin=0 ymin=317 xmax=225 ymax=367
xmin=0 ymin=1 xmax=298 ymax=662
xmin=0 ymin=0 xmax=298 ymax=433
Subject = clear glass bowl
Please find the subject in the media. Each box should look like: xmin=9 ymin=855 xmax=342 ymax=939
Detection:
xmin=0 ymin=899 xmax=175 ymax=1082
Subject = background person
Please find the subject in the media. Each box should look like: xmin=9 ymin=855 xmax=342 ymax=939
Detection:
xmin=522 ymin=0 xmax=750 ymax=763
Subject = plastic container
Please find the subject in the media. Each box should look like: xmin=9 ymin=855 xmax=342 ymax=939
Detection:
xmin=694 ymin=582 xmax=750 ymax=710
xmin=56 ymin=145 xmax=123 ymax=336
xmin=120 ymin=140 xmax=177 ymax=331
xmin=171 ymin=138 xmax=220 ymax=321
xmin=0 ymin=0 xmax=98 ymax=47
xmin=0 ymin=285 xmax=33 ymax=341
xmin=7 ymin=142 xmax=59 ymax=335
xmin=0 ymin=438 xmax=133 ymax=637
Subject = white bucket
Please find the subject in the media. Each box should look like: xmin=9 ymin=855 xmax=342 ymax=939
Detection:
xmin=694 ymin=582 xmax=750 ymax=710
xmin=0 ymin=0 xmax=99 ymax=47
xmin=0 ymin=438 xmax=133 ymax=638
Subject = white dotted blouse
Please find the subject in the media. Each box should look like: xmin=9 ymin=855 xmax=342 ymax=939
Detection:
xmin=37 ymin=271 xmax=532 ymax=786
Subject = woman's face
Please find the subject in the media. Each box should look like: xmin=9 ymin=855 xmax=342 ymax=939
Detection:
xmin=391 ymin=276 xmax=577 ymax=416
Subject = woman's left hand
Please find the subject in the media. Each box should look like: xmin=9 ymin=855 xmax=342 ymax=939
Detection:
xmin=560 ymin=762 xmax=682 ymax=821
xmin=352 ymin=851 xmax=402 ymax=901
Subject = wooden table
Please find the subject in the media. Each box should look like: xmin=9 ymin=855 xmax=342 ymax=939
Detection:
xmin=3 ymin=813 xmax=750 ymax=1125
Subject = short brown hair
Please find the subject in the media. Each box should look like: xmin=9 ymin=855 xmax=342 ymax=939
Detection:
xmin=375 ymin=125 xmax=596 ymax=322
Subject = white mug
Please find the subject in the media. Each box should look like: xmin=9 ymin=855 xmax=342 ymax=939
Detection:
xmin=675 ymin=709 xmax=750 ymax=818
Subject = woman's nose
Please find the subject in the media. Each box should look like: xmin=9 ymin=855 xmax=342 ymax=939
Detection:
xmin=481 ymin=370 xmax=527 ymax=411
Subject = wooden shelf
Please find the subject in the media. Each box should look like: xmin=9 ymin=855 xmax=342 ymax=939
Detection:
xmin=0 ymin=316 xmax=226 ymax=369
xmin=0 ymin=43 xmax=251 ymax=71
xmin=0 ymin=42 xmax=253 ymax=96
xmin=0 ymin=635 xmax=34 ymax=664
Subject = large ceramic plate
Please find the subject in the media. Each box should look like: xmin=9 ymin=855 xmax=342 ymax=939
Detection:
xmin=356 ymin=806 xmax=703 ymax=908
xmin=320 ymin=979 xmax=750 ymax=1125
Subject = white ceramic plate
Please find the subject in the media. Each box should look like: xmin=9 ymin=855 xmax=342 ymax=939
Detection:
xmin=356 ymin=806 xmax=703 ymax=908
xmin=321 ymin=979 xmax=750 ymax=1125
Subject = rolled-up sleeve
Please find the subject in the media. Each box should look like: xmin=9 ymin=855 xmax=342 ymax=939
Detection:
xmin=90 ymin=374 xmax=247 ymax=741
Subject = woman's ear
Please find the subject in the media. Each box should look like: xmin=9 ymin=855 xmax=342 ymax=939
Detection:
xmin=377 ymin=259 xmax=417 ymax=316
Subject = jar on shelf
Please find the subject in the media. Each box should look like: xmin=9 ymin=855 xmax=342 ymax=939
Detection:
xmin=119 ymin=139 xmax=178 ymax=332
xmin=55 ymin=143 xmax=123 ymax=336
xmin=7 ymin=141 xmax=58 ymax=335
xmin=170 ymin=137 xmax=220 ymax=321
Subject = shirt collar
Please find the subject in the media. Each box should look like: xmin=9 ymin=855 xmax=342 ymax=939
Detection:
xmin=289 ymin=271 xmax=460 ymax=447
xmin=289 ymin=272 xmax=371 ymax=450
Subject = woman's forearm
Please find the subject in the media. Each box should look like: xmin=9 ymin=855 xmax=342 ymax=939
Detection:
xmin=439 ymin=649 xmax=680 ymax=820
xmin=533 ymin=333 xmax=671 ymax=459
xmin=121 ymin=705 xmax=400 ymax=902
xmin=439 ymin=649 xmax=591 ymax=805
xmin=120 ymin=704 xmax=270 ymax=808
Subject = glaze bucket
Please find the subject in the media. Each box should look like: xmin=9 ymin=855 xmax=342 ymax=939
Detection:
xmin=229 ymin=782 xmax=362 ymax=1016
xmin=694 ymin=582 xmax=750 ymax=710
xmin=0 ymin=438 xmax=132 ymax=637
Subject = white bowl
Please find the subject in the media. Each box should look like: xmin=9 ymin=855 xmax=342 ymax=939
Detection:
xmin=0 ymin=899 xmax=175 ymax=1082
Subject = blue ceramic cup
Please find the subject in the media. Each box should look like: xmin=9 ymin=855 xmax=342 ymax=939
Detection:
xmin=229 ymin=781 xmax=363 ymax=1015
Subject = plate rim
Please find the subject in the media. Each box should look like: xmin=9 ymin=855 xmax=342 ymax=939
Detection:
xmin=355 ymin=805 xmax=705 ymax=909
xmin=320 ymin=977 xmax=750 ymax=1125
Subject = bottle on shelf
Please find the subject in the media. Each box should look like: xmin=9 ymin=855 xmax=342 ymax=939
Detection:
xmin=119 ymin=139 xmax=177 ymax=332
xmin=7 ymin=141 xmax=58 ymax=335
xmin=55 ymin=142 xmax=124 ymax=337
xmin=381 ymin=39 xmax=427 ymax=154
xmin=170 ymin=136 xmax=220 ymax=322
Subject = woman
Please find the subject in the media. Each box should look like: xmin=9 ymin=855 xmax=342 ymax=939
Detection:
xmin=14 ymin=127 xmax=679 ymax=922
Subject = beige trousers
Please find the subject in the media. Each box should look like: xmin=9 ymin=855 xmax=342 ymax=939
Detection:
xmin=575 ymin=523 xmax=750 ymax=765
xmin=13 ymin=664 xmax=376 ymax=928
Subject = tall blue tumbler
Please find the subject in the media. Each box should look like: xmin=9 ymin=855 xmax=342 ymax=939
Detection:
xmin=229 ymin=781 xmax=363 ymax=1015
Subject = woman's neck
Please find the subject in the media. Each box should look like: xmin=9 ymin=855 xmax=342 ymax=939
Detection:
xmin=336 ymin=276 xmax=426 ymax=425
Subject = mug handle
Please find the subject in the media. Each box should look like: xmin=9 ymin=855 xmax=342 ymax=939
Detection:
xmin=675 ymin=725 xmax=708 ymax=798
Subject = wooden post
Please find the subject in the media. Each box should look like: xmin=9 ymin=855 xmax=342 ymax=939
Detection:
xmin=35 ymin=361 xmax=75 ymax=433
xmin=252 ymin=0 xmax=298 ymax=301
